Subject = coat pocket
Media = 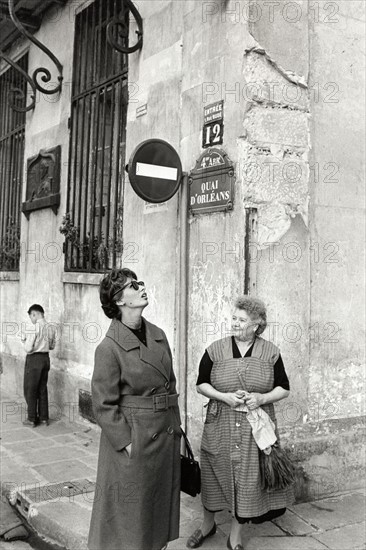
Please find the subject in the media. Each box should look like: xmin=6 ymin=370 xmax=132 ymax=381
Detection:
xmin=201 ymin=422 xmax=219 ymax=455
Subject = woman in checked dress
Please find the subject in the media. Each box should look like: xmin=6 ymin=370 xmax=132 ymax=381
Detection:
xmin=187 ymin=296 xmax=293 ymax=550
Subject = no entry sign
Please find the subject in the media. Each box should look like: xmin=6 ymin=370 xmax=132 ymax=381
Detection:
xmin=127 ymin=139 xmax=183 ymax=203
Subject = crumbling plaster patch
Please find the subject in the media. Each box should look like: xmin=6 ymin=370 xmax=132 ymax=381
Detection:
xmin=239 ymin=47 xmax=311 ymax=244
xmin=244 ymin=47 xmax=309 ymax=110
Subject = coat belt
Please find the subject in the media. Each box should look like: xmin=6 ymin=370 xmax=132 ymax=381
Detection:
xmin=120 ymin=393 xmax=179 ymax=412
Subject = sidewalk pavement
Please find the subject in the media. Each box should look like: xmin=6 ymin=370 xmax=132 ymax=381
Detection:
xmin=1 ymin=388 xmax=365 ymax=550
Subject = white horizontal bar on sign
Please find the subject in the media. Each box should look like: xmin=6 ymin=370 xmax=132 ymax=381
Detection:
xmin=136 ymin=162 xmax=177 ymax=181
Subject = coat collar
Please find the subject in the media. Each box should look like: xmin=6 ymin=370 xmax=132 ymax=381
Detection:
xmin=106 ymin=318 xmax=170 ymax=381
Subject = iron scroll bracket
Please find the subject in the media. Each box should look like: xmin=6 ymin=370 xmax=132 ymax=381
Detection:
xmin=107 ymin=0 xmax=143 ymax=54
xmin=8 ymin=0 xmax=63 ymax=96
xmin=0 ymin=50 xmax=36 ymax=112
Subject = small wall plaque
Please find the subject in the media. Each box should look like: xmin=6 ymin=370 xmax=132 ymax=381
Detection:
xmin=202 ymin=100 xmax=224 ymax=148
xmin=22 ymin=146 xmax=61 ymax=219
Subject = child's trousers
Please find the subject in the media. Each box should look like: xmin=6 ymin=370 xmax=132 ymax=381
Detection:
xmin=24 ymin=352 xmax=50 ymax=422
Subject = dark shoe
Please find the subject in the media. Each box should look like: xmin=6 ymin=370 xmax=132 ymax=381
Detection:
xmin=227 ymin=536 xmax=244 ymax=550
xmin=39 ymin=420 xmax=49 ymax=426
xmin=186 ymin=523 xmax=216 ymax=548
xmin=22 ymin=419 xmax=36 ymax=428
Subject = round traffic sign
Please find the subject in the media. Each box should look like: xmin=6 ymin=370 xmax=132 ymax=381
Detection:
xmin=127 ymin=139 xmax=182 ymax=203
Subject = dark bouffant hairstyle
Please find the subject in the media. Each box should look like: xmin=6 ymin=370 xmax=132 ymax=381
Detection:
xmin=234 ymin=295 xmax=267 ymax=335
xmin=100 ymin=268 xmax=137 ymax=320
xmin=27 ymin=304 xmax=45 ymax=315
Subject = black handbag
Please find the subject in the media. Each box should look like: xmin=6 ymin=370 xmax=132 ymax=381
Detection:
xmin=180 ymin=428 xmax=201 ymax=497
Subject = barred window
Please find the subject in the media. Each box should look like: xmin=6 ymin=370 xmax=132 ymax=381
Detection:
xmin=64 ymin=0 xmax=128 ymax=272
xmin=0 ymin=54 xmax=27 ymax=271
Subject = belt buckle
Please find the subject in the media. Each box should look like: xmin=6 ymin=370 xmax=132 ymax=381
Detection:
xmin=152 ymin=394 xmax=168 ymax=412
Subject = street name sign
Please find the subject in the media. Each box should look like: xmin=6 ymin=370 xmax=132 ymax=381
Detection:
xmin=189 ymin=148 xmax=235 ymax=214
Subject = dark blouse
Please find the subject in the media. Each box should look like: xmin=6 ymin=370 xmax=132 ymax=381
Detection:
xmin=196 ymin=336 xmax=289 ymax=390
xmin=124 ymin=319 xmax=147 ymax=346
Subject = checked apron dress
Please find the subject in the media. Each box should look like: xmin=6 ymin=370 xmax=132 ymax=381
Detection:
xmin=200 ymin=336 xmax=293 ymax=521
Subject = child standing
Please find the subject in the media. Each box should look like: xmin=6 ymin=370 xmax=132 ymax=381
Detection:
xmin=21 ymin=304 xmax=56 ymax=427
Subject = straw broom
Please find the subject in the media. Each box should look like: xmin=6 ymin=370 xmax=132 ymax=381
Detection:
xmin=259 ymin=443 xmax=296 ymax=490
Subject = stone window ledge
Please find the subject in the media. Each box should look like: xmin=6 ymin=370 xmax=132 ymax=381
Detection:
xmin=62 ymin=272 xmax=103 ymax=286
xmin=0 ymin=271 xmax=20 ymax=281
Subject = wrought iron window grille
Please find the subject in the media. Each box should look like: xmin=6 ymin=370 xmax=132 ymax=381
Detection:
xmin=0 ymin=53 xmax=27 ymax=271
xmin=63 ymin=0 xmax=128 ymax=272
xmin=0 ymin=49 xmax=36 ymax=112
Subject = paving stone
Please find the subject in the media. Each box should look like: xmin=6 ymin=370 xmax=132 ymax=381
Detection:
xmin=312 ymin=522 xmax=366 ymax=550
xmin=3 ymin=439 xmax=57 ymax=454
xmin=0 ymin=415 xmax=27 ymax=430
xmin=78 ymin=455 xmax=98 ymax=470
xmin=168 ymin=530 xmax=227 ymax=549
xmin=73 ymin=429 xmax=100 ymax=442
xmin=49 ymin=434 xmax=81 ymax=444
xmin=290 ymin=492 xmax=366 ymax=531
xmin=244 ymin=536 xmax=327 ymax=549
xmin=0 ymin=464 xmax=41 ymax=487
xmin=23 ymin=446 xmax=89 ymax=466
xmin=273 ymin=509 xmax=317 ymax=535
xmin=33 ymin=460 xmax=97 ymax=483
xmin=220 ymin=519 xmax=285 ymax=537
xmin=177 ymin=517 xmax=201 ymax=537
xmin=29 ymin=500 xmax=90 ymax=550
xmin=0 ymin=401 xmax=26 ymax=426
xmin=71 ymin=493 xmax=94 ymax=511
xmin=179 ymin=495 xmax=203 ymax=525
xmin=0 ymin=429 xmax=43 ymax=443
xmin=77 ymin=439 xmax=100 ymax=453
xmin=34 ymin=422 xmax=76 ymax=436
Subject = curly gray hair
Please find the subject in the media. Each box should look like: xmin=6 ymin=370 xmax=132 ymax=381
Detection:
xmin=234 ymin=295 xmax=267 ymax=335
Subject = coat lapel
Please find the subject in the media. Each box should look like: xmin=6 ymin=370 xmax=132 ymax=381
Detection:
xmin=142 ymin=319 xmax=170 ymax=381
xmin=106 ymin=318 xmax=170 ymax=382
xmin=106 ymin=318 xmax=140 ymax=350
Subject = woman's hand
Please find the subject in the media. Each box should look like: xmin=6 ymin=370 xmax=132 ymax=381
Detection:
xmin=223 ymin=392 xmax=245 ymax=408
xmin=124 ymin=443 xmax=132 ymax=456
xmin=245 ymin=392 xmax=264 ymax=410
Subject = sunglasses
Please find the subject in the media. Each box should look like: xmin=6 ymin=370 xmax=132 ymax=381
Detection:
xmin=112 ymin=280 xmax=145 ymax=299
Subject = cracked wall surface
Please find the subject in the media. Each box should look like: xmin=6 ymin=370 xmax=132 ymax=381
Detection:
xmin=240 ymin=47 xmax=310 ymax=239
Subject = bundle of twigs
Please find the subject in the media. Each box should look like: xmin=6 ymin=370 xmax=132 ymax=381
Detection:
xmin=259 ymin=444 xmax=296 ymax=490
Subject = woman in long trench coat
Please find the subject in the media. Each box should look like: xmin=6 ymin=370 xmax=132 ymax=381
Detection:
xmin=88 ymin=268 xmax=181 ymax=550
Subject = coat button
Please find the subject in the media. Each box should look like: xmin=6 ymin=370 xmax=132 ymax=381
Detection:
xmin=150 ymin=387 xmax=157 ymax=395
xmin=167 ymin=426 xmax=174 ymax=435
xmin=164 ymin=382 xmax=170 ymax=390
xmin=236 ymin=422 xmax=241 ymax=427
xmin=151 ymin=432 xmax=159 ymax=440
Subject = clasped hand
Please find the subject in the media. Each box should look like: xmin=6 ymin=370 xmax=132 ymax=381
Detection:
xmin=224 ymin=390 xmax=264 ymax=410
